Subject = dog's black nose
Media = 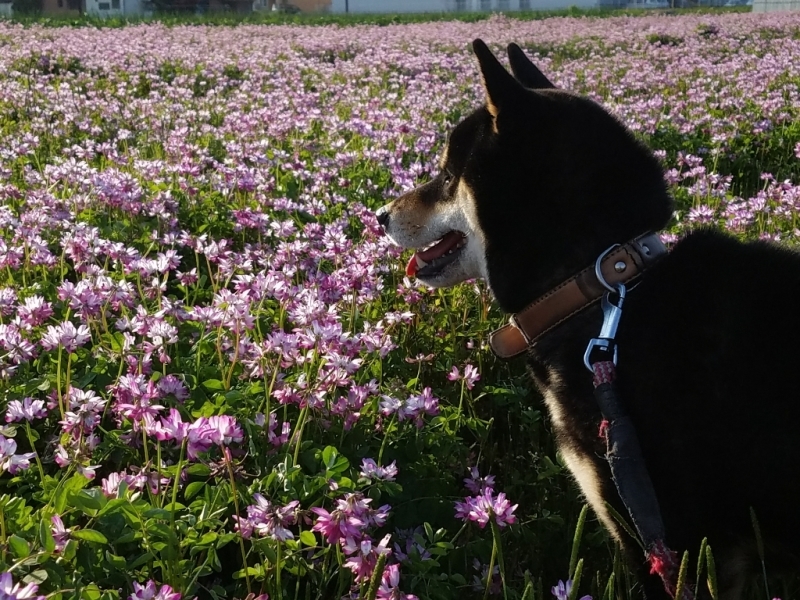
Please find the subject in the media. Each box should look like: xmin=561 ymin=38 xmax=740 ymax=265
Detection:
xmin=375 ymin=206 xmax=390 ymax=228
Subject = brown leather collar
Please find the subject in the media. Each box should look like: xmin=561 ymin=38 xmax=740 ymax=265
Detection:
xmin=489 ymin=232 xmax=667 ymax=359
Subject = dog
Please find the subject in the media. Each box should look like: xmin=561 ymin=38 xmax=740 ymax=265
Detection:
xmin=375 ymin=39 xmax=800 ymax=599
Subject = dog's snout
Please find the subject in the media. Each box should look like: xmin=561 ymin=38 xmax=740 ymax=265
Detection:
xmin=375 ymin=206 xmax=390 ymax=229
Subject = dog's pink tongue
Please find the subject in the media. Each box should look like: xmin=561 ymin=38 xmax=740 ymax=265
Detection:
xmin=405 ymin=231 xmax=463 ymax=277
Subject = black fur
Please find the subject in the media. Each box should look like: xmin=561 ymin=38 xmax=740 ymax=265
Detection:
xmin=394 ymin=40 xmax=800 ymax=597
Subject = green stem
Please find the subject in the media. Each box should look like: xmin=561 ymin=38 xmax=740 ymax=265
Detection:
xmin=489 ymin=519 xmax=508 ymax=600
xmin=225 ymin=449 xmax=251 ymax=596
xmin=483 ymin=527 xmax=498 ymax=600
xmin=376 ymin=415 xmax=396 ymax=465
xmin=25 ymin=422 xmax=45 ymax=482
xmin=292 ymin=406 xmax=308 ymax=466
xmin=56 ymin=346 xmax=64 ymax=420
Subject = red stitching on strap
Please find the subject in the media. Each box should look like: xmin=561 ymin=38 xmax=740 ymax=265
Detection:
xmin=647 ymin=540 xmax=694 ymax=599
xmin=598 ymin=419 xmax=609 ymax=439
xmin=592 ymin=360 xmax=616 ymax=386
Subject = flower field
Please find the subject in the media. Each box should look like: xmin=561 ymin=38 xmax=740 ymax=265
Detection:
xmin=0 ymin=11 xmax=799 ymax=600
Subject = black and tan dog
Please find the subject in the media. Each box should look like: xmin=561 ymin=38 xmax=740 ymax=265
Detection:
xmin=376 ymin=40 xmax=800 ymax=599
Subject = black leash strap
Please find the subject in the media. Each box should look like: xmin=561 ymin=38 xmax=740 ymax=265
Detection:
xmin=583 ymin=257 xmax=691 ymax=599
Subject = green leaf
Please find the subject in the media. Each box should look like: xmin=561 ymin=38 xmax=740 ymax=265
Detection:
xmin=186 ymin=463 xmax=211 ymax=477
xmin=62 ymin=539 xmax=78 ymax=561
xmin=72 ymin=529 xmax=108 ymax=544
xmin=184 ymin=481 xmax=205 ymax=500
xmin=321 ymin=445 xmax=337 ymax=468
xmin=39 ymin=519 xmax=56 ymax=553
xmin=70 ymin=489 xmax=104 ymax=515
xmin=128 ymin=552 xmax=154 ymax=569
xmin=202 ymin=379 xmax=225 ymax=391
xmin=54 ymin=474 xmax=90 ymax=514
xmin=22 ymin=570 xmax=47 ymax=585
xmin=299 ymin=530 xmax=316 ymax=546
xmin=81 ymin=584 xmax=101 ymax=600
xmin=143 ymin=508 xmax=172 ymax=520
xmin=105 ymin=551 xmax=127 ymax=570
xmin=9 ymin=534 xmax=30 ymax=558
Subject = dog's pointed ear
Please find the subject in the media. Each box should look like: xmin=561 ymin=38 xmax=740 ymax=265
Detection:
xmin=507 ymin=43 xmax=556 ymax=90
xmin=472 ymin=39 xmax=526 ymax=121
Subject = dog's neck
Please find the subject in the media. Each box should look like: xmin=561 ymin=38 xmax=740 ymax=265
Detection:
xmin=488 ymin=232 xmax=667 ymax=360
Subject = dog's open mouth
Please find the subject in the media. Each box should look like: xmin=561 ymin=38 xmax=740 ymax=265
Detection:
xmin=405 ymin=231 xmax=467 ymax=278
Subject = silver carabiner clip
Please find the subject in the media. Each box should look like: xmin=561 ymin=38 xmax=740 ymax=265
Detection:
xmin=584 ymin=282 xmax=626 ymax=372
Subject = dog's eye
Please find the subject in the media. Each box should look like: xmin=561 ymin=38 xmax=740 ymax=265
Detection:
xmin=442 ymin=171 xmax=453 ymax=186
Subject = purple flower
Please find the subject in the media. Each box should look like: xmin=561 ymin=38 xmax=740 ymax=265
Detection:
xmin=360 ymin=458 xmax=398 ymax=481
xmin=128 ymin=581 xmax=181 ymax=600
xmin=0 ymin=572 xmax=46 ymax=600
xmin=0 ymin=436 xmax=35 ymax=474
xmin=51 ymin=515 xmax=70 ymax=552
xmin=464 ymin=467 xmax=495 ymax=495
xmin=399 ymin=388 xmax=439 ymax=428
xmin=233 ymin=495 xmax=299 ymax=541
xmin=156 ymin=375 xmax=188 ymax=401
xmin=551 ymin=579 xmax=592 ymax=600
xmin=40 ymin=321 xmax=91 ymax=352
xmin=5 ymin=397 xmax=47 ymax=423
xmin=16 ymin=296 xmax=53 ymax=330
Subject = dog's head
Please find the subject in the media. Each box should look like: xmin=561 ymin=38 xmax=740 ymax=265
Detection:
xmin=377 ymin=40 xmax=673 ymax=313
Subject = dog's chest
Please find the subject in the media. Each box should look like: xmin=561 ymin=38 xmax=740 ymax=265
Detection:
xmin=536 ymin=368 xmax=625 ymax=541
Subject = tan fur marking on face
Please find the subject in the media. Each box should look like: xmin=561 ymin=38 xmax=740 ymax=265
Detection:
xmin=455 ymin=180 xmax=485 ymax=244
xmin=438 ymin=141 xmax=450 ymax=171
xmin=391 ymin=190 xmax=435 ymax=229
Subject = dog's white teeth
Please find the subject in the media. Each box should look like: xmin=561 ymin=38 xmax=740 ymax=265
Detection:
xmin=416 ymin=256 xmax=429 ymax=269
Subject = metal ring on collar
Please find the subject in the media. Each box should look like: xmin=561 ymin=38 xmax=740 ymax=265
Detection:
xmin=594 ymin=244 xmax=621 ymax=293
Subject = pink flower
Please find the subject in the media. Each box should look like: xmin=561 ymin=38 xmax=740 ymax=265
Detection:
xmin=155 ymin=409 xmax=188 ymax=443
xmin=448 ymin=364 xmax=480 ymax=390
xmin=377 ymin=564 xmax=418 ymax=600
xmin=206 ymin=415 xmax=243 ymax=446
xmin=342 ymin=534 xmax=392 ymax=582
xmin=462 ymin=364 xmax=480 ymax=390
xmin=311 ymin=506 xmax=364 ymax=545
xmin=186 ymin=418 xmax=214 ymax=459
xmin=454 ymin=488 xmax=518 ymax=529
